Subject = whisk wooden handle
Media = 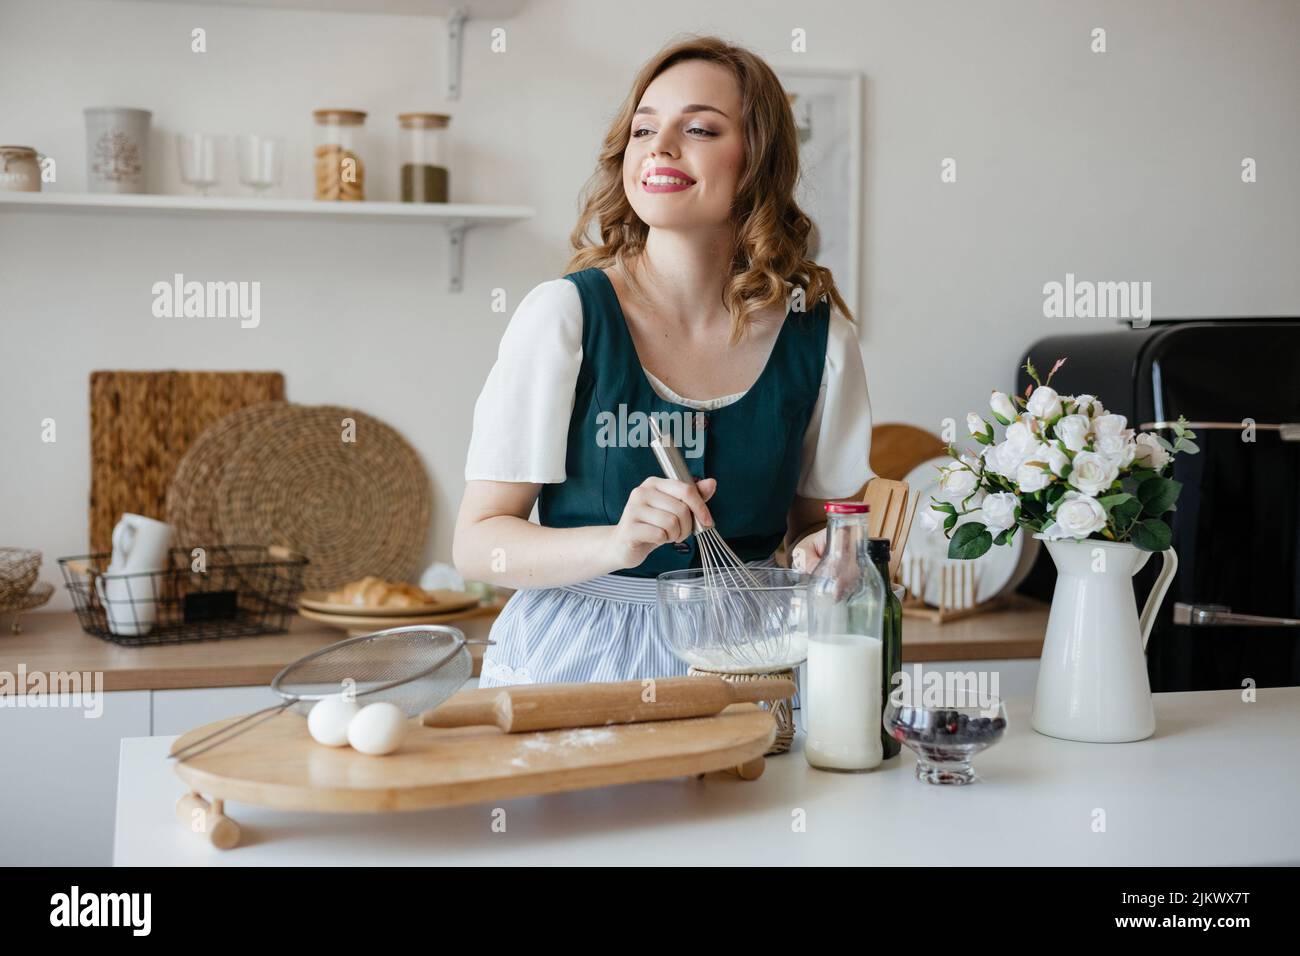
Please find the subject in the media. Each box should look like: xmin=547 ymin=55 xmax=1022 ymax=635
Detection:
xmin=421 ymin=676 xmax=796 ymax=733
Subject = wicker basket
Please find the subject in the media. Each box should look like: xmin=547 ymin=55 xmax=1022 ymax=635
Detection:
xmin=0 ymin=548 xmax=41 ymax=604
xmin=59 ymin=545 xmax=308 ymax=646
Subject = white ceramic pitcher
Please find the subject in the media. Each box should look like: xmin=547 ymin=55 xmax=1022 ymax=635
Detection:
xmin=1031 ymin=537 xmax=1178 ymax=743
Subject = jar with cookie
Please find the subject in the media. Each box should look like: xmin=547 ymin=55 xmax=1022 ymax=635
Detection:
xmin=312 ymin=109 xmax=366 ymax=201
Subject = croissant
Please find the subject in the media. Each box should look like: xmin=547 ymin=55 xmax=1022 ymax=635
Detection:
xmin=327 ymin=575 xmax=429 ymax=609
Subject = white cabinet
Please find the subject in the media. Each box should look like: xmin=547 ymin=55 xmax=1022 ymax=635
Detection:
xmin=0 ymin=690 xmax=150 ymax=866
xmin=151 ymin=686 xmax=281 ymax=737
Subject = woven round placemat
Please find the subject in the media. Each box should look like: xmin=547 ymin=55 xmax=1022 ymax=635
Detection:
xmin=166 ymin=402 xmax=291 ymax=549
xmin=211 ymin=405 xmax=432 ymax=591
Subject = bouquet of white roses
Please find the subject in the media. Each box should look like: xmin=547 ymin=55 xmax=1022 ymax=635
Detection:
xmin=926 ymin=358 xmax=1199 ymax=559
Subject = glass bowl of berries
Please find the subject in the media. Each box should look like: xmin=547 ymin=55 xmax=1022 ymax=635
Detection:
xmin=883 ymin=691 xmax=1007 ymax=785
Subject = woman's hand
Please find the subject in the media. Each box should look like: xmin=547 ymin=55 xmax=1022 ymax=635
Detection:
xmin=603 ymin=476 xmax=717 ymax=571
xmin=791 ymin=527 xmax=827 ymax=572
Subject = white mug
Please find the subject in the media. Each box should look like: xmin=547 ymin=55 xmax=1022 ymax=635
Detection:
xmin=101 ymin=514 xmax=174 ymax=636
xmin=109 ymin=513 xmax=174 ymax=573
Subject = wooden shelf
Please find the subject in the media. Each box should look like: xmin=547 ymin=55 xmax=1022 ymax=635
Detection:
xmin=0 ymin=192 xmax=535 ymax=292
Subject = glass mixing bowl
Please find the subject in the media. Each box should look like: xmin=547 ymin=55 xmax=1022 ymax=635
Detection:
xmin=656 ymin=566 xmax=809 ymax=674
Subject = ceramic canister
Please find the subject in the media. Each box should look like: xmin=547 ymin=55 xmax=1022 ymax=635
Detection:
xmin=0 ymin=146 xmax=42 ymax=192
xmin=84 ymin=107 xmax=151 ymax=193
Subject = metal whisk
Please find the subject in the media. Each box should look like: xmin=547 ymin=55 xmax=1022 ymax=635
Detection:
xmin=648 ymin=417 xmax=802 ymax=671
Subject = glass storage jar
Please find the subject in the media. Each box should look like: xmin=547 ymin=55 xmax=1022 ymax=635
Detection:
xmin=312 ymin=109 xmax=366 ymax=201
xmin=397 ymin=113 xmax=449 ymax=203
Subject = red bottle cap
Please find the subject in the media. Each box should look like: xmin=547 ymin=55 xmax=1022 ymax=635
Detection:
xmin=824 ymin=502 xmax=870 ymax=514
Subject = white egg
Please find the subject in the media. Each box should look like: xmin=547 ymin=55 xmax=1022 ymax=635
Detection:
xmin=308 ymin=696 xmax=360 ymax=747
xmin=347 ymin=702 xmax=408 ymax=756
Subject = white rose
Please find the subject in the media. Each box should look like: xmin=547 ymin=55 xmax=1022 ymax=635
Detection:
xmin=1026 ymin=385 xmax=1063 ymax=421
xmin=1042 ymin=491 xmax=1108 ymax=540
xmin=1054 ymin=414 xmax=1091 ymax=453
xmin=1041 ymin=442 xmax=1070 ymax=476
xmin=936 ymin=461 xmax=978 ymax=501
xmin=1068 ymin=394 xmax=1104 ymax=417
xmin=1095 ymin=431 xmax=1137 ymax=469
xmin=1092 ymin=413 xmax=1128 ymax=437
xmin=918 ymin=503 xmax=947 ymax=533
xmin=1005 ymin=420 xmax=1037 ymax=453
xmin=1068 ymin=451 xmax=1119 ymax=496
xmin=1133 ymin=432 xmax=1171 ymax=470
xmin=989 ymin=390 xmax=1016 ymax=422
xmin=1016 ymin=460 xmax=1052 ymax=493
xmin=980 ymin=492 xmax=1019 ymax=532
xmin=966 ymin=412 xmax=991 ymax=441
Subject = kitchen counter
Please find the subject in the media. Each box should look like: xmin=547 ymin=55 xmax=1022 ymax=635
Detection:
xmin=3 ymin=597 xmax=1047 ymax=693
xmin=113 ymin=686 xmax=1300 ymax=866
xmin=0 ymin=605 xmax=506 ymax=690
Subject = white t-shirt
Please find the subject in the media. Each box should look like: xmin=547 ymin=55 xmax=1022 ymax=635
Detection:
xmin=465 ymin=278 xmax=874 ymax=500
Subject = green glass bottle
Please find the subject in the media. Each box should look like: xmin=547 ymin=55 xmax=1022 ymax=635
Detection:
xmin=868 ymin=537 xmax=903 ymax=758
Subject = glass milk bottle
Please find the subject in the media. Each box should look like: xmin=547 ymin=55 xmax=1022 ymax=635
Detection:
xmin=804 ymin=502 xmax=885 ymax=771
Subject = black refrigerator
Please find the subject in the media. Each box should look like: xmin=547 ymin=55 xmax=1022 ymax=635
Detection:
xmin=1016 ymin=318 xmax=1300 ymax=692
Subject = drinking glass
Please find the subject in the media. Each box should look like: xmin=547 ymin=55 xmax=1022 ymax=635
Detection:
xmin=237 ymin=134 xmax=282 ymax=196
xmin=177 ymin=132 xmax=220 ymax=196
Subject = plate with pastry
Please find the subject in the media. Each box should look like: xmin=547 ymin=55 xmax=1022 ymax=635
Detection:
xmin=299 ymin=575 xmax=481 ymax=617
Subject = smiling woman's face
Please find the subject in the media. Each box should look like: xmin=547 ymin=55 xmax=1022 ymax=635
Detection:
xmin=623 ymin=59 xmax=746 ymax=232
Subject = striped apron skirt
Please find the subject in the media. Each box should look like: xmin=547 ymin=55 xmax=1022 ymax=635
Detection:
xmin=477 ymin=557 xmax=790 ymax=690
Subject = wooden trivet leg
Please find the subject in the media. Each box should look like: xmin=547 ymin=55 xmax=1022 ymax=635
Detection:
xmin=175 ymin=791 xmax=241 ymax=850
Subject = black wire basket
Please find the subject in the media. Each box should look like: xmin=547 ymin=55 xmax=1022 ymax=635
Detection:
xmin=59 ymin=545 xmax=309 ymax=646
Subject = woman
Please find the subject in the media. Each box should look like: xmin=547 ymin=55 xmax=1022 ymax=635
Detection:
xmin=454 ymin=35 xmax=873 ymax=688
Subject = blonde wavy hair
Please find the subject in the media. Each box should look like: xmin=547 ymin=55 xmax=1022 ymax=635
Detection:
xmin=566 ymin=35 xmax=853 ymax=344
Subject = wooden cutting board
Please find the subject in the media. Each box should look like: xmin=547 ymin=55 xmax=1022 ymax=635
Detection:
xmin=171 ymin=703 xmax=775 ymax=838
xmin=89 ymin=371 xmax=285 ymax=555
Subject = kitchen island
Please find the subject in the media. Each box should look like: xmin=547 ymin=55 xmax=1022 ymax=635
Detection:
xmin=113 ymin=686 xmax=1300 ymax=866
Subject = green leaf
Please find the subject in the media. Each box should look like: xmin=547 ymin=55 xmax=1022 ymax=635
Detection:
xmin=993 ymin=528 xmax=1012 ymax=546
xmin=949 ymin=522 xmax=993 ymax=560
xmin=943 ymin=513 xmax=957 ymax=533
xmin=973 ymin=429 xmax=994 ymax=446
xmin=1155 ymin=435 xmax=1176 ymax=453
xmin=1110 ymin=498 xmax=1143 ymax=527
xmin=1137 ymin=476 xmax=1182 ymax=516
xmin=1174 ymin=438 xmax=1200 ymax=455
xmin=932 ymin=500 xmax=957 ymax=515
xmin=1130 ymin=518 xmax=1172 ymax=552
xmin=991 ymin=411 xmax=1011 ymax=427
xmin=1099 ymin=492 xmax=1136 ymax=511
xmin=1024 ymin=358 xmax=1041 ymax=386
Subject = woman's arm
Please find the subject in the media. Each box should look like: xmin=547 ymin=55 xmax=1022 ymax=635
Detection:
xmin=453 ymin=477 xmax=717 ymax=590
xmin=453 ymin=480 xmax=618 ymax=589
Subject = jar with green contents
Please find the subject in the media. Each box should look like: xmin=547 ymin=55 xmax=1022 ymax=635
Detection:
xmin=398 ymin=113 xmax=449 ymax=203
xmin=868 ymin=537 xmax=904 ymax=758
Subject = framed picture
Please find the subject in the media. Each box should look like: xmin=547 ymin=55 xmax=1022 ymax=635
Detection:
xmin=776 ymin=68 xmax=863 ymax=320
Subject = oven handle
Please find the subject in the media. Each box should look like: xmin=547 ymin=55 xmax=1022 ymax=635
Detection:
xmin=1173 ymin=602 xmax=1300 ymax=628
xmin=1140 ymin=421 xmax=1300 ymax=441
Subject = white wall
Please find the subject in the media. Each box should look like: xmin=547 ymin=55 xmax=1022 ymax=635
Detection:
xmin=2 ymin=0 xmax=1297 ymax=608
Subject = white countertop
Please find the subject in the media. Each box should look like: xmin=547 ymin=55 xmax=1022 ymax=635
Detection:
xmin=114 ymin=687 xmax=1300 ymax=866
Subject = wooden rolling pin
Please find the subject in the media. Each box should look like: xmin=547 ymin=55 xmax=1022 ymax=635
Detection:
xmin=421 ymin=675 xmax=796 ymax=734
